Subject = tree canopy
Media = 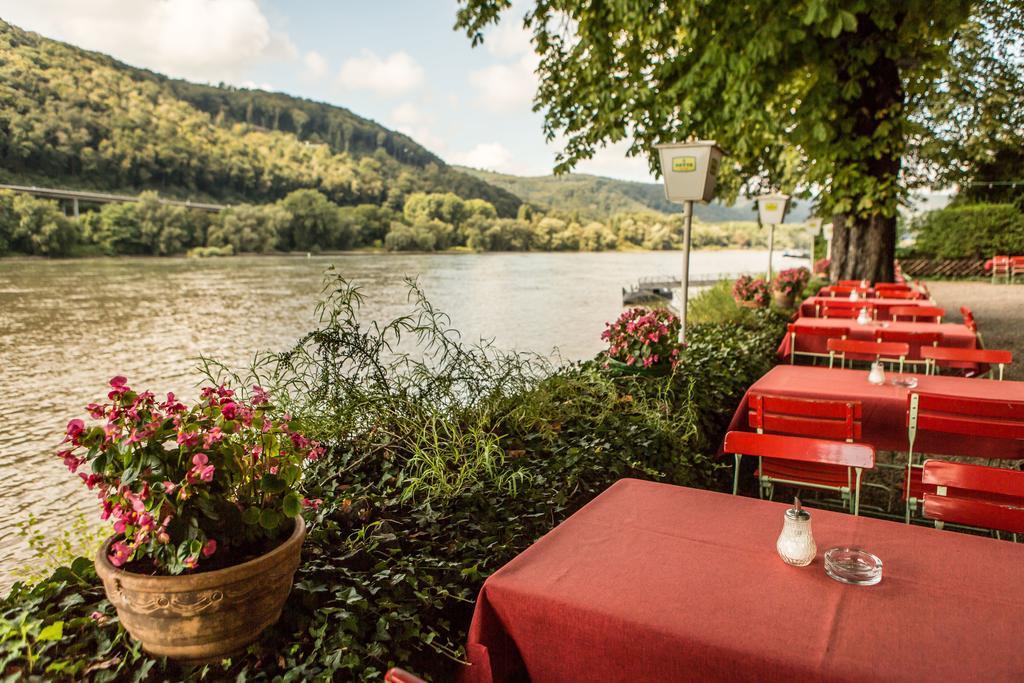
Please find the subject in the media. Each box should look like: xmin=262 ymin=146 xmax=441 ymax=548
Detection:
xmin=455 ymin=0 xmax=1023 ymax=280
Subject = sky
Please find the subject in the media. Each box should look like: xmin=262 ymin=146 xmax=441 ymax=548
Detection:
xmin=0 ymin=0 xmax=658 ymax=183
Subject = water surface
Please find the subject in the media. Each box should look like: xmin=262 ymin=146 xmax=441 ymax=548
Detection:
xmin=0 ymin=250 xmax=800 ymax=582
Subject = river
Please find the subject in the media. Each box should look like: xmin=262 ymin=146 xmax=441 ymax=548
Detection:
xmin=0 ymin=249 xmax=802 ymax=584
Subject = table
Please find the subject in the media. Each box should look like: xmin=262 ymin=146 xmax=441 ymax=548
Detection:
xmin=461 ymin=479 xmax=1024 ymax=682
xmin=777 ymin=318 xmax=977 ymax=360
xmin=800 ymin=296 xmax=936 ymax=319
xmin=726 ymin=365 xmax=1024 ymax=457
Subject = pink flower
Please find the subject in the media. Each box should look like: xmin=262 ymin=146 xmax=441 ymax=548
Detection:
xmin=307 ymin=444 xmax=325 ymax=461
xmin=163 ymin=480 xmax=177 ymax=494
xmin=187 ymin=453 xmax=215 ymax=483
xmin=220 ymin=401 xmax=237 ymax=421
xmin=251 ymin=385 xmax=270 ymax=405
xmin=202 ymin=538 xmax=217 ymax=558
xmin=79 ymin=473 xmax=102 ymax=489
xmin=177 ymin=431 xmax=199 ymax=448
xmin=302 ymin=497 xmax=323 ymax=509
xmin=65 ymin=419 xmax=86 ymax=443
xmin=109 ymin=541 xmax=131 ymax=567
xmin=203 ymin=427 xmax=223 ymax=448
xmin=184 ymin=556 xmax=199 ymax=570
xmin=109 ymin=376 xmax=128 ymax=389
xmin=86 ymin=403 xmax=106 ymax=419
xmin=192 ymin=453 xmax=208 ymax=467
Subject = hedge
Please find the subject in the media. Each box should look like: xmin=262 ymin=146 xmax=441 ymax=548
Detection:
xmin=909 ymin=203 xmax=1024 ymax=259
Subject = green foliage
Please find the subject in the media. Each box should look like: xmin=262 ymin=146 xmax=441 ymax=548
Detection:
xmin=0 ymin=20 xmax=521 ymax=216
xmin=909 ymin=203 xmax=1024 ymax=258
xmin=279 ymin=189 xmax=349 ymax=252
xmin=0 ymin=192 xmax=78 ymax=256
xmin=208 ymin=204 xmax=292 ymax=254
xmin=689 ymin=280 xmax=759 ymax=326
xmin=2 ymin=275 xmax=787 ymax=680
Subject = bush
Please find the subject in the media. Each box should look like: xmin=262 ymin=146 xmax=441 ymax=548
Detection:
xmin=909 ymin=203 xmax=1024 ymax=258
xmin=209 ymin=204 xmax=292 ymax=253
xmin=0 ymin=274 xmax=787 ymax=680
xmin=1 ymin=192 xmax=79 ymax=257
xmin=279 ymin=189 xmax=350 ymax=251
xmin=384 ymin=222 xmax=439 ymax=251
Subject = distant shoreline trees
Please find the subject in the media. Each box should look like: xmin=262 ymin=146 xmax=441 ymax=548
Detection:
xmin=0 ymin=188 xmax=814 ymax=258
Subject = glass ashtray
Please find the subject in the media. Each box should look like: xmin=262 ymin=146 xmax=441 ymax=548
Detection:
xmin=890 ymin=377 xmax=919 ymax=389
xmin=824 ymin=547 xmax=883 ymax=586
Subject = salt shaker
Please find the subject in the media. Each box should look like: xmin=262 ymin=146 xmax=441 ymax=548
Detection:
xmin=849 ymin=289 xmax=860 ymax=301
xmin=868 ymin=361 xmax=886 ymax=385
xmin=777 ymin=497 xmax=816 ymax=567
xmin=856 ymin=307 xmax=871 ymax=325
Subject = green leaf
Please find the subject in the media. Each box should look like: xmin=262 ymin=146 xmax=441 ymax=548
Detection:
xmin=260 ymin=474 xmax=286 ymax=494
xmin=242 ymin=506 xmax=261 ymax=525
xmin=282 ymin=492 xmax=302 ymax=517
xmin=259 ymin=508 xmax=281 ymax=530
xmin=37 ymin=621 xmax=64 ymax=642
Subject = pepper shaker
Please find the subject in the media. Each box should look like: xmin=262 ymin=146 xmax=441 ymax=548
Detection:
xmin=777 ymin=497 xmax=816 ymax=567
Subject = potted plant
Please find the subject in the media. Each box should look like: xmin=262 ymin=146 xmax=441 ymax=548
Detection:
xmin=601 ymin=307 xmax=682 ymax=376
xmin=771 ymin=267 xmax=811 ymax=308
xmin=731 ymin=275 xmax=771 ymax=308
xmin=813 ymin=257 xmax=831 ymax=278
xmin=58 ymin=377 xmax=324 ymax=662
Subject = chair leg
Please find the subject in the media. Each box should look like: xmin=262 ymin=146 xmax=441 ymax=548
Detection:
xmin=854 ymin=468 xmax=862 ymax=516
xmin=732 ymin=454 xmax=741 ymax=495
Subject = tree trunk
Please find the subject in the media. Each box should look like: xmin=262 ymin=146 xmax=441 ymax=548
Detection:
xmin=828 ymin=20 xmax=903 ymax=284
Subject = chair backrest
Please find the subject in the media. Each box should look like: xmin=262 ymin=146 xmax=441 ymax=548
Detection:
xmin=907 ymin=392 xmax=1024 ymax=444
xmin=876 ymin=284 xmax=912 ymax=293
xmin=788 ymin=322 xmax=849 ymax=338
xmin=889 ymin=305 xmax=944 ymax=323
xmin=823 ymin=285 xmax=870 ymax=298
xmin=921 ymin=346 xmax=1012 ymax=367
xmin=877 ymin=329 xmax=942 ymax=357
xmin=837 ymin=279 xmax=869 ymax=288
xmin=922 ymin=460 xmax=1024 ymax=534
xmin=748 ymin=393 xmax=863 ymax=441
xmin=385 ymin=669 xmax=427 ymax=683
xmin=991 ymin=255 xmax=1011 ymax=274
xmin=959 ymin=305 xmax=974 ymax=320
xmin=724 ymin=431 xmax=875 ymax=469
xmin=816 ymin=300 xmax=874 ymax=312
xmin=879 ymin=289 xmax=923 ymax=300
xmin=828 ymin=338 xmax=909 ymax=363
xmin=820 ymin=307 xmax=860 ymax=319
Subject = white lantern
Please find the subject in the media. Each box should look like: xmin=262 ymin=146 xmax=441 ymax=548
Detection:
xmin=757 ymin=194 xmax=790 ymax=225
xmin=655 ymin=141 xmax=726 ymax=203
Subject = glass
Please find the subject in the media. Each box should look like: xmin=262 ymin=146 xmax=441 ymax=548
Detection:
xmin=891 ymin=376 xmax=919 ymax=388
xmin=824 ymin=547 xmax=883 ymax=585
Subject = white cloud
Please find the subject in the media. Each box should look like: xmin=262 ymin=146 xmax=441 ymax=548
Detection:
xmin=571 ymin=140 xmax=657 ymax=183
xmin=484 ymin=20 xmax=533 ymax=58
xmin=337 ymin=50 xmax=424 ymax=97
xmin=450 ymin=142 xmax=515 ymax=172
xmin=0 ymin=0 xmax=297 ymax=84
xmin=302 ymin=51 xmax=328 ymax=81
xmin=388 ymin=102 xmax=445 ymax=153
xmin=468 ymin=52 xmax=538 ymax=113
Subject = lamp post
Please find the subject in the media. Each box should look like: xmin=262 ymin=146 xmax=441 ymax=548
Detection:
xmin=655 ymin=141 xmax=726 ymax=344
xmin=756 ymin=193 xmax=790 ymax=281
xmin=808 ymin=217 xmax=823 ymax=272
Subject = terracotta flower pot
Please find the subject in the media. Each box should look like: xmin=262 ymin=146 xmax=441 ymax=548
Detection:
xmin=95 ymin=516 xmax=305 ymax=663
xmin=772 ymin=290 xmax=796 ymax=309
xmin=736 ymin=299 xmax=761 ymax=309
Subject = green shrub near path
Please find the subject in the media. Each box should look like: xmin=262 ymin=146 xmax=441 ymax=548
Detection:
xmin=909 ymin=203 xmax=1024 ymax=259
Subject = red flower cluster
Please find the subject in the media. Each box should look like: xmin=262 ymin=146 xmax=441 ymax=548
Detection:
xmin=772 ymin=267 xmax=811 ymax=297
xmin=814 ymin=257 xmax=831 ymax=275
xmin=601 ymin=307 xmax=682 ymax=370
xmin=59 ymin=377 xmax=323 ymax=574
xmin=732 ymin=275 xmax=771 ymax=307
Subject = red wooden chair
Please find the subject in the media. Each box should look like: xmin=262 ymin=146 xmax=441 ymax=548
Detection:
xmin=990 ymin=255 xmax=1011 ymax=283
xmin=814 ymin=300 xmax=874 ymax=319
xmin=827 ymin=338 xmax=909 ymax=372
xmin=875 ymin=283 xmax=913 ymax=295
xmin=889 ymin=305 xmax=944 ymax=323
xmin=922 ymin=460 xmax=1024 ymax=536
xmin=385 ymin=668 xmax=427 ymax=683
xmin=787 ymin=323 xmax=849 ymax=364
xmin=876 ymin=329 xmax=941 ymax=370
xmin=1012 ymin=256 xmax=1024 ymax=283
xmin=904 ymin=392 xmax=1024 ymax=522
xmin=921 ymin=346 xmax=1013 ymax=380
xmin=820 ymin=306 xmax=867 ymax=319
xmin=725 ymin=431 xmax=875 ymax=515
xmin=959 ymin=305 xmax=975 ymax=323
xmin=837 ymin=279 xmax=870 ymax=288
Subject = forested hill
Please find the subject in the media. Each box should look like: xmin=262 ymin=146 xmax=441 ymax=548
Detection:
xmin=458 ymin=167 xmax=812 ymax=223
xmin=0 ymin=20 xmax=521 ymax=216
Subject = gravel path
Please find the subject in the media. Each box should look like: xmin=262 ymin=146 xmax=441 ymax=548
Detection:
xmin=925 ymin=280 xmax=1024 ymax=380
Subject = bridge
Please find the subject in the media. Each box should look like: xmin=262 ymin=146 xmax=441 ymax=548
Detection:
xmin=0 ymin=183 xmax=228 ymax=215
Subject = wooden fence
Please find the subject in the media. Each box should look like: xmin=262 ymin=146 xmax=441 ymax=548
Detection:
xmin=898 ymin=258 xmax=987 ymax=278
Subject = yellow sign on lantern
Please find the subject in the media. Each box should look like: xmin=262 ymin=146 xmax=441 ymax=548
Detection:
xmin=672 ymin=156 xmax=697 ymax=172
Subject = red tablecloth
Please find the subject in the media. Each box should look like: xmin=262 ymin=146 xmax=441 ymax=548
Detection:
xmin=800 ymin=296 xmax=936 ymax=319
xmin=777 ymin=318 xmax=977 ymax=360
xmin=461 ymin=479 xmax=1024 ymax=682
xmin=726 ymin=365 xmax=1024 ymax=457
